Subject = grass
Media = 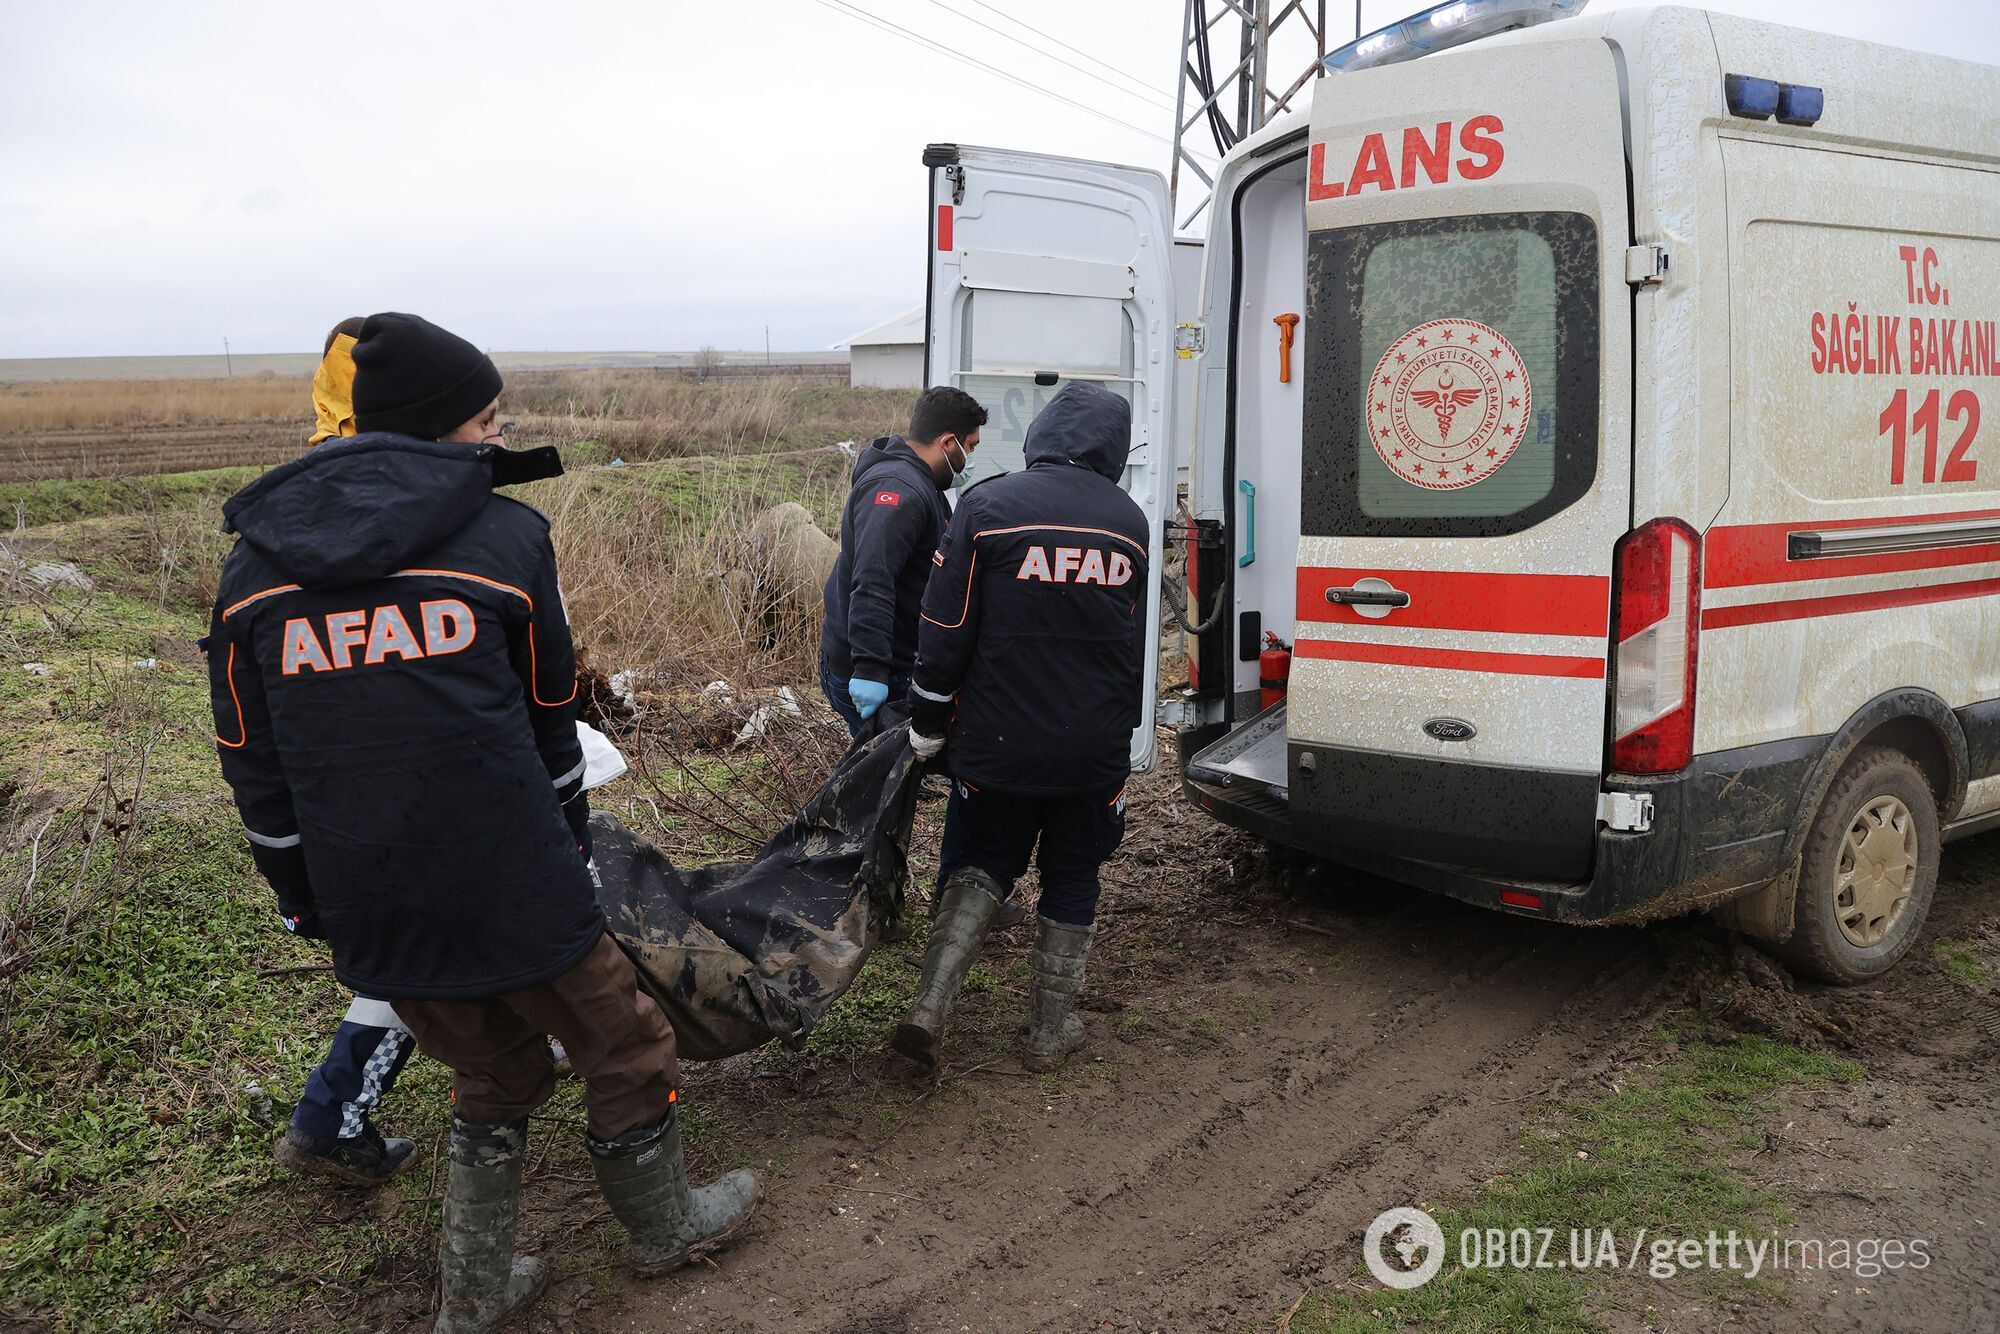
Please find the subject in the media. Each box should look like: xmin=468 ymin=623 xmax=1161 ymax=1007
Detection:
xmin=0 ymin=381 xmax=909 ymax=1328
xmin=521 ymin=446 xmax=851 ymax=689
xmin=1933 ymin=936 xmax=1995 ymax=987
xmin=1290 ymin=1034 xmax=1863 ymax=1333
xmin=0 ymin=465 xmax=265 ymax=529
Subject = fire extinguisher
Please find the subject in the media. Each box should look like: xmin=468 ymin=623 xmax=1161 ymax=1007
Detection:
xmin=1259 ymin=631 xmax=1292 ymax=711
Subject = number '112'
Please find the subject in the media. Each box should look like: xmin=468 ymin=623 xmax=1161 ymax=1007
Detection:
xmin=1879 ymin=388 xmax=1980 ymax=485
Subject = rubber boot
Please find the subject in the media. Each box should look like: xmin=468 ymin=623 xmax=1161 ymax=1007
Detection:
xmin=1023 ymin=916 xmax=1095 ymax=1072
xmin=588 ymin=1106 xmax=763 ymax=1277
xmin=434 ymin=1117 xmax=547 ymax=1334
xmin=891 ymin=865 xmax=1004 ymax=1073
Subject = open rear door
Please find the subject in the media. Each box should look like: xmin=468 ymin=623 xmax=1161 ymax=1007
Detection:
xmin=922 ymin=144 xmax=1176 ymax=771
xmin=1286 ymin=30 xmax=1634 ymax=882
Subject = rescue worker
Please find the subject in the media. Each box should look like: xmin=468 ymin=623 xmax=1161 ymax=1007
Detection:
xmin=273 ymin=317 xmax=420 ymax=1188
xmin=818 ymin=385 xmax=986 ymax=735
xmin=208 ymin=313 xmax=759 ymax=1333
xmin=308 ymin=315 xmax=366 ymax=444
xmin=891 ymin=381 xmax=1149 ymax=1073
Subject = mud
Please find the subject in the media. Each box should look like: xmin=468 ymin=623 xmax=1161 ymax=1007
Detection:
xmin=551 ymin=738 xmax=2000 ymax=1333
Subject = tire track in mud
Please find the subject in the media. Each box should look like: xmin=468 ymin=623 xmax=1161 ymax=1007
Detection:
xmin=873 ymin=927 xmax=1664 ymax=1331
xmin=617 ymin=904 xmax=1670 ymax=1333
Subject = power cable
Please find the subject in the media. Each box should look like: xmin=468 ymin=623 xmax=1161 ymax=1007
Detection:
xmin=1192 ymin=0 xmax=1237 ymax=154
xmin=954 ymin=0 xmax=1178 ymax=102
xmin=805 ymin=0 xmax=1173 ymax=146
xmin=917 ymin=0 xmax=1175 ymax=110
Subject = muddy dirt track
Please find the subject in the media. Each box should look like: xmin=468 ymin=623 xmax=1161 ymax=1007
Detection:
xmin=570 ymin=746 xmax=2000 ymax=1334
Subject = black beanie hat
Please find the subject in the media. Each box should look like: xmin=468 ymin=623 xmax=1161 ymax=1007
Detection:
xmin=350 ymin=312 xmax=504 ymax=440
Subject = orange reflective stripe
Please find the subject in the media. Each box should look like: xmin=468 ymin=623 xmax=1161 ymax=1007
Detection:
xmin=971 ymin=523 xmax=1146 ymax=556
xmin=392 ymin=568 xmax=574 ymax=706
xmin=214 ymin=643 xmax=249 ymax=749
xmin=390 ymin=568 xmax=534 ymax=609
xmin=920 ymin=552 xmax=979 ymax=630
xmin=221 ymin=583 xmax=301 ymax=621
xmin=528 ymin=623 xmax=577 ymax=706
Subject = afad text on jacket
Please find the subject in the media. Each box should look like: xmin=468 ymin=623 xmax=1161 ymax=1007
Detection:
xmin=208 ymin=433 xmax=599 ymax=1000
xmin=910 ymin=382 xmax=1150 ymax=795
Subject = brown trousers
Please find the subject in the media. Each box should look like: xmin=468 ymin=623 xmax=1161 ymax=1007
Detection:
xmin=391 ymin=932 xmax=678 ymax=1140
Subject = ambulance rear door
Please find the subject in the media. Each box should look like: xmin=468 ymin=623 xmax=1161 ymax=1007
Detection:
xmin=922 ymin=144 xmax=1176 ymax=772
xmin=1290 ymin=29 xmax=1633 ymax=881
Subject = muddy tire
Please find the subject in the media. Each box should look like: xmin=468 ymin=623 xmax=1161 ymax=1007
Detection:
xmin=1778 ymin=745 xmax=1940 ymax=984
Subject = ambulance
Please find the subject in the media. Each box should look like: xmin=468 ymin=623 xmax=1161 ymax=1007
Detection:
xmin=919 ymin=1 xmax=2000 ymax=982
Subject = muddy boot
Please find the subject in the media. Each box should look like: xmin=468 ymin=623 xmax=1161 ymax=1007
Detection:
xmin=891 ymin=866 xmax=1004 ymax=1072
xmin=588 ymin=1106 xmax=762 ymax=1277
xmin=275 ymin=1121 xmax=417 ymax=1187
xmin=994 ymin=890 xmax=1028 ymax=931
xmin=435 ymin=1117 xmax=547 ymax=1334
xmin=1023 ymin=917 xmax=1095 ymax=1072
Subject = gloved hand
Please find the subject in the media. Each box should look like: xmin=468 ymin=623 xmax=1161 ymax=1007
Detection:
xmin=563 ymin=791 xmax=593 ymax=861
xmin=909 ymin=729 xmax=946 ymax=761
xmin=848 ymin=677 xmax=890 ymax=720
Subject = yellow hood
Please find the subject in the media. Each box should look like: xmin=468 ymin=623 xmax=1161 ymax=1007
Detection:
xmin=308 ymin=333 xmax=359 ymax=445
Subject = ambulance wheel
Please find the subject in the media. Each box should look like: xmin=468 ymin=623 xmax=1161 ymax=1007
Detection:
xmin=1780 ymin=745 xmax=1940 ymax=984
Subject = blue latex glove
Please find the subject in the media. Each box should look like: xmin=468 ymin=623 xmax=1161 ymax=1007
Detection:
xmin=848 ymin=677 xmax=890 ymax=720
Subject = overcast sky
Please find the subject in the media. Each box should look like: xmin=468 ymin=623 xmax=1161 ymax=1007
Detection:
xmin=2 ymin=0 xmax=1993 ymax=359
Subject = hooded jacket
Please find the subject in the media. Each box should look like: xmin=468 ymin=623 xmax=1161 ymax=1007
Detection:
xmin=820 ymin=436 xmax=952 ymax=682
xmin=908 ymin=383 xmax=1150 ymax=795
xmin=207 ymin=433 xmax=599 ymax=1000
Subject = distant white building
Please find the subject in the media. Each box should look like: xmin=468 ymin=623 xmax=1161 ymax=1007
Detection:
xmin=836 ymin=307 xmax=924 ymax=389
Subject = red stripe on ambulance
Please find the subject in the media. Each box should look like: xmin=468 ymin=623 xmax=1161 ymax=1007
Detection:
xmin=1295 ymin=567 xmax=1609 ymax=637
xmin=1703 ymin=573 xmax=2000 ymax=629
xmin=1705 ymin=507 xmax=2000 ymax=588
xmin=1294 ymin=637 xmax=1605 ymax=679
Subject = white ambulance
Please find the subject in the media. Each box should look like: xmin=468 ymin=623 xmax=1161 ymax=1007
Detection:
xmin=920 ymin=1 xmax=2000 ymax=982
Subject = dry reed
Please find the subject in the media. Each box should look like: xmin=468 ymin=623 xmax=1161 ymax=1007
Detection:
xmin=0 ymin=372 xmax=913 ymax=484
xmin=0 ymin=377 xmax=307 ymax=434
xmin=526 ymin=447 xmax=853 ymax=689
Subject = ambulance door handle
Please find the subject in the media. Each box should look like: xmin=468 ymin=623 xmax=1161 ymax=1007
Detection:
xmin=1325 ymin=582 xmax=1410 ymax=612
xmin=1237 ymin=479 xmax=1257 ymax=568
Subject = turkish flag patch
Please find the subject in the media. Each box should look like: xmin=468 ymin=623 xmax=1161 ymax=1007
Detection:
xmin=874 ymin=490 xmax=900 ymax=506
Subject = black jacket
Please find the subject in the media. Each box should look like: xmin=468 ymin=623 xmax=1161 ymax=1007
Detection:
xmin=909 ymin=383 xmax=1150 ymax=795
xmin=820 ymin=437 xmax=951 ymax=680
xmin=207 ymin=434 xmax=601 ymax=1001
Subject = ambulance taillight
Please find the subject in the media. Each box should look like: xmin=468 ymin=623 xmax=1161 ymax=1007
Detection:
xmin=1610 ymin=518 xmax=1702 ymax=775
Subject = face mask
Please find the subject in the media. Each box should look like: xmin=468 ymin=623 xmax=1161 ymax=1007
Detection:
xmin=943 ymin=437 xmax=970 ymax=488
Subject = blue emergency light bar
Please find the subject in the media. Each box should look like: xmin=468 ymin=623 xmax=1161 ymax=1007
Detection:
xmin=1725 ymin=73 xmax=1825 ymax=126
xmin=1322 ymin=0 xmax=1588 ymax=74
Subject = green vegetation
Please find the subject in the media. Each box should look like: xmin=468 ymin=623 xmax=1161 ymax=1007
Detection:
xmin=0 ymin=466 xmax=264 ymax=528
xmin=1292 ymin=1035 xmax=1863 ymax=1333
xmin=1933 ymin=936 xmax=1995 ymax=987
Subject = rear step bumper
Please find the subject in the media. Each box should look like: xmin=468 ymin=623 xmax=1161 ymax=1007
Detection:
xmin=1182 ymin=726 xmax=1827 ymax=926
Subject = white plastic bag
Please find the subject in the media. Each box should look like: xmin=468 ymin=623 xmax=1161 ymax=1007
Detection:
xmin=576 ymin=721 xmax=629 ymax=790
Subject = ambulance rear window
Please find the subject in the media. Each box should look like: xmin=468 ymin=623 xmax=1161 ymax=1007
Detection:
xmin=1301 ymin=212 xmax=1599 ymax=537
